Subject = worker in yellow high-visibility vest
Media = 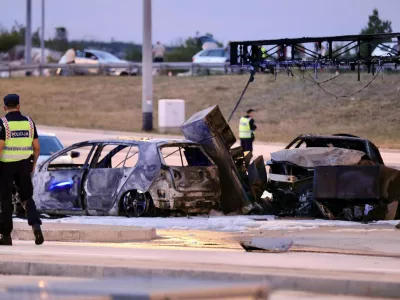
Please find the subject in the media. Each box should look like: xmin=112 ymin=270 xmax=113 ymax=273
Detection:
xmin=0 ymin=94 xmax=43 ymax=246
xmin=238 ymin=109 xmax=257 ymax=153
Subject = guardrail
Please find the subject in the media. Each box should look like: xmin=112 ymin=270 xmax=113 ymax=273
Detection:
xmin=0 ymin=62 xmax=234 ymax=77
xmin=0 ymin=61 xmax=397 ymax=77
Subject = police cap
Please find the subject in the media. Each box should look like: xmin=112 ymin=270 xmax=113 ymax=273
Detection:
xmin=3 ymin=94 xmax=20 ymax=107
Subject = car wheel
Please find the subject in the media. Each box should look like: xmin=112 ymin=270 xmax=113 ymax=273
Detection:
xmin=120 ymin=72 xmax=128 ymax=76
xmin=121 ymin=190 xmax=150 ymax=217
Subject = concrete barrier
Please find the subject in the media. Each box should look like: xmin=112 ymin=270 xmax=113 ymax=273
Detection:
xmin=11 ymin=222 xmax=157 ymax=242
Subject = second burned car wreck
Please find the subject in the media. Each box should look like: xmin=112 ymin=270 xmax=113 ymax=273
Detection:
xmin=266 ymin=134 xmax=400 ymax=221
xmin=17 ymin=105 xmax=400 ymax=222
xmin=182 ymin=106 xmax=400 ymax=221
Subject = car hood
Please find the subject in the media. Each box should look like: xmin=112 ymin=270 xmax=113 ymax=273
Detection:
xmin=270 ymin=147 xmax=366 ymax=168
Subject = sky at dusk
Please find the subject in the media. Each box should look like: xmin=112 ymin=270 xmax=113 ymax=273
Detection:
xmin=1 ymin=0 xmax=400 ymax=45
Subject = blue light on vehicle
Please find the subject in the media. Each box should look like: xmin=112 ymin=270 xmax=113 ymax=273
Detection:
xmin=49 ymin=180 xmax=73 ymax=191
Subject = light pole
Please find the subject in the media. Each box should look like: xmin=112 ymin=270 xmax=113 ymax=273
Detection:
xmin=40 ymin=0 xmax=45 ymax=76
xmin=142 ymin=0 xmax=153 ymax=131
xmin=25 ymin=0 xmax=32 ymax=68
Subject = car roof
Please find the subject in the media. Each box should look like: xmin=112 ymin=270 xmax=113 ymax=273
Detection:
xmin=38 ymin=131 xmax=56 ymax=137
xmin=295 ymin=134 xmax=367 ymax=142
xmin=201 ymin=48 xmax=225 ymax=51
xmin=74 ymin=138 xmax=198 ymax=146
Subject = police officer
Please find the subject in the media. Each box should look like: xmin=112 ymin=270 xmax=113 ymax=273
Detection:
xmin=0 ymin=94 xmax=43 ymax=246
xmin=239 ymin=109 xmax=257 ymax=153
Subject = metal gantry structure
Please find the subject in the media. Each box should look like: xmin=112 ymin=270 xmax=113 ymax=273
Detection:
xmin=230 ymin=33 xmax=400 ymax=80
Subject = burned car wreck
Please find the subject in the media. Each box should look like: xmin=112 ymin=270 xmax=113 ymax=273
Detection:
xmin=266 ymin=134 xmax=400 ymax=221
xmin=16 ymin=105 xmax=400 ymax=222
xmin=31 ymin=138 xmax=221 ymax=217
xmin=20 ymin=105 xmax=267 ymax=218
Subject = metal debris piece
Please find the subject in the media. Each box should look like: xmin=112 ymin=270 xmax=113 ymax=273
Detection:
xmin=181 ymin=105 xmax=256 ymax=214
xmin=240 ymin=237 xmax=293 ymax=253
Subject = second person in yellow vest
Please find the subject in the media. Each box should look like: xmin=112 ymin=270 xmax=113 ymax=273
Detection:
xmin=238 ymin=108 xmax=257 ymax=153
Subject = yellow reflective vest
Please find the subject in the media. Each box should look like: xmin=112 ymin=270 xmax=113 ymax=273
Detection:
xmin=239 ymin=117 xmax=253 ymax=139
xmin=261 ymin=47 xmax=267 ymax=59
xmin=0 ymin=116 xmax=34 ymax=162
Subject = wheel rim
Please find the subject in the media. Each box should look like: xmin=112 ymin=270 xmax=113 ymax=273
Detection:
xmin=123 ymin=191 xmax=147 ymax=217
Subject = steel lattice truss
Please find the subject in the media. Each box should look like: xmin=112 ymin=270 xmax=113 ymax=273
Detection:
xmin=230 ymin=33 xmax=400 ymax=72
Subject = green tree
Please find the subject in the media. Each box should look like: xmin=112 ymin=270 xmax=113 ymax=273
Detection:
xmin=360 ymin=8 xmax=393 ymax=56
xmin=32 ymin=28 xmax=40 ymax=47
xmin=125 ymin=47 xmax=142 ymax=61
xmin=165 ymin=37 xmax=202 ymax=62
xmin=46 ymin=27 xmax=69 ymax=51
xmin=0 ymin=23 xmax=25 ymax=52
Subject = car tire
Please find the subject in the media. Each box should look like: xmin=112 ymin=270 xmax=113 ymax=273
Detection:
xmin=120 ymin=190 xmax=151 ymax=218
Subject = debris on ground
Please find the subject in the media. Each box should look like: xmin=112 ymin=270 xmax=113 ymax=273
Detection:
xmin=240 ymin=237 xmax=293 ymax=252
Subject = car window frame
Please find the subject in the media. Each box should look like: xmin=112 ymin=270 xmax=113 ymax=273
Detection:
xmin=90 ymin=142 xmax=141 ymax=169
xmin=158 ymin=143 xmax=214 ymax=167
xmin=39 ymin=142 xmax=98 ymax=172
xmin=199 ymin=50 xmax=210 ymax=57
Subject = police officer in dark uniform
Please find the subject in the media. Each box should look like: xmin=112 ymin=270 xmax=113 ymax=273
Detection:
xmin=0 ymin=94 xmax=44 ymax=246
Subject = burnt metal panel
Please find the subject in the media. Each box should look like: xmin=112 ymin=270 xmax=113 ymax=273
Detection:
xmin=271 ymin=148 xmax=365 ymax=168
xmin=314 ymin=166 xmax=380 ymax=200
xmin=167 ymin=166 xmax=220 ymax=193
xmin=247 ymin=155 xmax=267 ymax=201
xmin=181 ymin=105 xmax=236 ymax=149
xmin=84 ymin=168 xmax=125 ymax=210
xmin=33 ymin=169 xmax=85 ymax=211
xmin=181 ymin=105 xmax=252 ymax=214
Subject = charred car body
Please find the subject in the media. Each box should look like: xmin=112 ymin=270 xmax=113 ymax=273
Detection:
xmin=31 ymin=138 xmax=220 ymax=217
xmin=266 ymin=134 xmax=400 ymax=221
xmin=24 ymin=106 xmax=266 ymax=218
xmin=18 ymin=105 xmax=400 ymax=222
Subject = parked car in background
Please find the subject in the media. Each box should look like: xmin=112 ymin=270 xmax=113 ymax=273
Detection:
xmin=56 ymin=49 xmax=138 ymax=76
xmin=192 ymin=48 xmax=230 ymax=75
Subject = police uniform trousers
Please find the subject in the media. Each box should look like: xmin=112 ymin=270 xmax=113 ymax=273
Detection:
xmin=240 ymin=138 xmax=254 ymax=152
xmin=0 ymin=158 xmax=41 ymax=236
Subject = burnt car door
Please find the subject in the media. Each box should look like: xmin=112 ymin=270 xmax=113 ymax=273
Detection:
xmin=33 ymin=143 xmax=97 ymax=212
xmin=83 ymin=143 xmax=140 ymax=211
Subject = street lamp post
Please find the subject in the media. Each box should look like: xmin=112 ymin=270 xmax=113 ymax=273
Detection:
xmin=25 ymin=0 xmax=32 ymax=69
xmin=40 ymin=0 xmax=45 ymax=76
xmin=142 ymin=0 xmax=153 ymax=131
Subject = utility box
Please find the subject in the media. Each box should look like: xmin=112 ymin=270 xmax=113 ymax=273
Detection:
xmin=158 ymin=99 xmax=185 ymax=133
